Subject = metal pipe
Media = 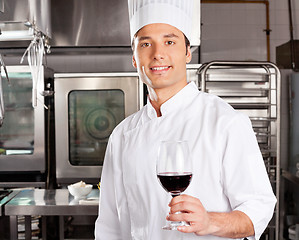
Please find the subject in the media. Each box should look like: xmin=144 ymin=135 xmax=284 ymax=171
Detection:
xmin=202 ymin=0 xmax=271 ymax=61
xmin=264 ymin=1 xmax=271 ymax=61
xmin=287 ymin=0 xmax=297 ymax=71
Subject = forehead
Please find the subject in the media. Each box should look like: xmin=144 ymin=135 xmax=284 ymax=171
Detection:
xmin=135 ymin=23 xmax=185 ymax=40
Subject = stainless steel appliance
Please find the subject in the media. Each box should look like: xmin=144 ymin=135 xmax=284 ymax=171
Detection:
xmin=55 ymin=73 xmax=142 ymax=185
xmin=0 ymin=66 xmax=53 ymax=174
xmin=50 ymin=0 xmax=200 ymax=47
xmin=0 ymin=0 xmax=51 ymax=42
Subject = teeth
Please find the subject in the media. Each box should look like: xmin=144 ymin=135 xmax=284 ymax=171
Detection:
xmin=151 ymin=66 xmax=169 ymax=71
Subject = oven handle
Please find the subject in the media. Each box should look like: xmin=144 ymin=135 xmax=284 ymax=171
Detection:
xmin=0 ymin=54 xmax=9 ymax=127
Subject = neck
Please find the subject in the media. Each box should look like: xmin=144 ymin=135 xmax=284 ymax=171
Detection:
xmin=149 ymin=81 xmax=188 ymax=117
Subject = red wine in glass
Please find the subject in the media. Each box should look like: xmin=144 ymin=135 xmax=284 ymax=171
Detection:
xmin=157 ymin=140 xmax=192 ymax=230
xmin=157 ymin=172 xmax=192 ymax=197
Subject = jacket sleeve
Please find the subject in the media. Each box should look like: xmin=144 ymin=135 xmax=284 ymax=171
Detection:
xmin=222 ymin=113 xmax=277 ymax=240
xmin=94 ymin=136 xmax=122 ymax=240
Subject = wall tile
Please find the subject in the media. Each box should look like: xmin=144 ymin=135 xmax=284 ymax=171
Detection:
xmin=213 ymin=3 xmax=232 ymax=11
xmin=269 ymin=0 xmax=276 ymax=11
xmin=231 ymin=24 xmax=250 ymax=40
xmin=215 ymin=25 xmax=233 ymax=40
xmin=245 ymin=9 xmax=265 ymax=25
xmin=272 ymin=24 xmax=291 ymax=40
xmin=245 ymin=3 xmax=263 ymax=10
xmin=201 ymin=5 xmax=216 ymax=23
xmin=231 ymin=9 xmax=247 ymax=25
xmin=201 ymin=23 xmax=215 ymax=40
xmin=213 ymin=9 xmax=232 ymax=25
xmin=274 ymin=10 xmax=292 ymax=25
xmin=231 ymin=3 xmax=246 ymax=11
xmin=200 ymin=0 xmax=298 ymax=63
xmin=275 ymin=0 xmax=289 ymax=10
xmin=269 ymin=9 xmax=277 ymax=25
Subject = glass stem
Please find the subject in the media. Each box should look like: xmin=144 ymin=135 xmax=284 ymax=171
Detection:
xmin=171 ymin=193 xmax=180 ymax=198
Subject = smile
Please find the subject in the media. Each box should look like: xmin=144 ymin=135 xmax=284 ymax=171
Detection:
xmin=150 ymin=66 xmax=171 ymax=71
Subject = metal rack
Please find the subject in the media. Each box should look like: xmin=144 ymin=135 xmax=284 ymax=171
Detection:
xmin=190 ymin=61 xmax=281 ymax=240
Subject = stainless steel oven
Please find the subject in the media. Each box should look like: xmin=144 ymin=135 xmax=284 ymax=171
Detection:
xmin=0 ymin=66 xmax=53 ymax=176
xmin=54 ymin=73 xmax=142 ymax=185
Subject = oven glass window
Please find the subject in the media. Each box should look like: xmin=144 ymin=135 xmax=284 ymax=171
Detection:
xmin=68 ymin=90 xmax=125 ymax=166
xmin=0 ymin=72 xmax=34 ymax=155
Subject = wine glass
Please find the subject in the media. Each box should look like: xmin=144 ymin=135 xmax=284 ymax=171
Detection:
xmin=157 ymin=140 xmax=193 ymax=230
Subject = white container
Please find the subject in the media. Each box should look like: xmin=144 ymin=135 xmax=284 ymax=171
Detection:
xmin=67 ymin=182 xmax=92 ymax=199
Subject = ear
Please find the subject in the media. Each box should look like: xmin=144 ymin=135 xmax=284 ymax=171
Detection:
xmin=132 ymin=55 xmax=137 ymax=69
xmin=186 ymin=46 xmax=192 ymax=64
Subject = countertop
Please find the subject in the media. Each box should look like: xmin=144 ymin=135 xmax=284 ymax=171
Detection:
xmin=4 ymin=189 xmax=99 ymax=216
xmin=0 ymin=190 xmax=20 ymax=216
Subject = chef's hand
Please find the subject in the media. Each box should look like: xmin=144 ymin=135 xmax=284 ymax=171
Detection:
xmin=167 ymin=194 xmax=214 ymax=236
xmin=167 ymin=194 xmax=255 ymax=238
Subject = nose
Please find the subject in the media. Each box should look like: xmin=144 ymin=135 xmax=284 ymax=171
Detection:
xmin=152 ymin=44 xmax=165 ymax=60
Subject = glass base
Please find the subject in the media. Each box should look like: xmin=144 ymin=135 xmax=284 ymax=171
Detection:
xmin=162 ymin=221 xmax=190 ymax=230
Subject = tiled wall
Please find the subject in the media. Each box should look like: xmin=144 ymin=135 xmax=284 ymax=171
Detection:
xmin=201 ymin=0 xmax=299 ymax=63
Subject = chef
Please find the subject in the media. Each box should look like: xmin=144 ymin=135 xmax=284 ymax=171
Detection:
xmin=94 ymin=0 xmax=276 ymax=239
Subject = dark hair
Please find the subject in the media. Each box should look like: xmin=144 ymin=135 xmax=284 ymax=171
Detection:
xmin=131 ymin=32 xmax=190 ymax=55
xmin=183 ymin=34 xmax=190 ymax=54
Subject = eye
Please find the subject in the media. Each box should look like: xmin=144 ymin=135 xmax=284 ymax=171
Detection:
xmin=140 ymin=42 xmax=151 ymax=48
xmin=166 ymin=41 xmax=175 ymax=45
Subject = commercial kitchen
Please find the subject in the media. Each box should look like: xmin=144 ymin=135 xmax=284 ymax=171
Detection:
xmin=0 ymin=0 xmax=298 ymax=239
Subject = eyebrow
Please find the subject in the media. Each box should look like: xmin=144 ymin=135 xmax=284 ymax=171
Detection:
xmin=138 ymin=33 xmax=179 ymax=41
xmin=163 ymin=33 xmax=179 ymax=38
xmin=138 ymin=36 xmax=151 ymax=41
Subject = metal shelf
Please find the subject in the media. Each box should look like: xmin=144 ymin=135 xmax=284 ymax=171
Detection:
xmin=196 ymin=61 xmax=281 ymax=240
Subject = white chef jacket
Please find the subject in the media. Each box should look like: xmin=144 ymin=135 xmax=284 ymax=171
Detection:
xmin=94 ymin=82 xmax=276 ymax=240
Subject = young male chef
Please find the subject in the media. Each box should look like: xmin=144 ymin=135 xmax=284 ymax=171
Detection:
xmin=94 ymin=0 xmax=276 ymax=239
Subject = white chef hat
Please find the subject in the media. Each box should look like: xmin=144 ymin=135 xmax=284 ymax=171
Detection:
xmin=128 ymin=0 xmax=200 ymax=45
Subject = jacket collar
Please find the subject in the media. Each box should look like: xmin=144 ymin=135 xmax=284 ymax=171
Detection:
xmin=146 ymin=81 xmax=199 ymax=119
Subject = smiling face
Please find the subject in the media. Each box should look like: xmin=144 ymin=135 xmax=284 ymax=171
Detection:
xmin=132 ymin=23 xmax=192 ymax=96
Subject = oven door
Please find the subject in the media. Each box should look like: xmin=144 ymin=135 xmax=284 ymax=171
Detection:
xmin=54 ymin=73 xmax=142 ymax=185
xmin=0 ymin=66 xmax=48 ymax=173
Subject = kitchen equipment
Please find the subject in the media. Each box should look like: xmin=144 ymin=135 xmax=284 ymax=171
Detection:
xmin=196 ymin=61 xmax=281 ymax=240
xmin=54 ymin=73 xmax=142 ymax=185
xmin=20 ymin=32 xmax=46 ymax=108
xmin=0 ymin=66 xmax=54 ymax=186
xmin=0 ymin=0 xmax=51 ymax=42
xmin=0 ymin=55 xmax=9 ymax=127
xmin=50 ymin=0 xmax=200 ymax=47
